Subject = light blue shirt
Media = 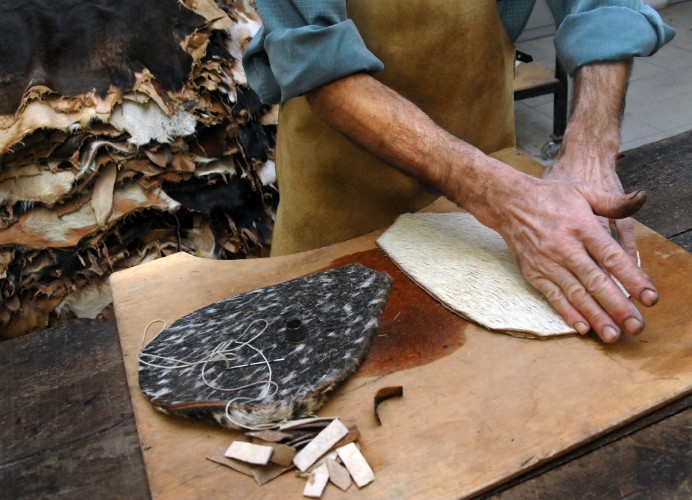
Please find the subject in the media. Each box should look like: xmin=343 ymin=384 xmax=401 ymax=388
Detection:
xmin=243 ymin=0 xmax=675 ymax=104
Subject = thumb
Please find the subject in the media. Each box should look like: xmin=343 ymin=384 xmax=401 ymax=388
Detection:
xmin=579 ymin=188 xmax=647 ymax=219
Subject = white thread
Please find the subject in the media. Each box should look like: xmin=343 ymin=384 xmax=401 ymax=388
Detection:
xmin=140 ymin=318 xmax=167 ymax=351
xmin=138 ymin=318 xmax=284 ymax=429
xmin=228 ymin=359 xmax=286 ymax=370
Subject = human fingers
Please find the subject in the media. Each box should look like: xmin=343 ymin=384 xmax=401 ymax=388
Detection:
xmin=584 ymin=188 xmax=647 ymax=220
xmin=557 ymin=244 xmax=646 ymax=338
xmin=577 ymin=186 xmax=657 ymax=305
xmin=612 ymin=217 xmax=638 ymax=261
xmin=529 ymin=275 xmax=591 ymax=335
xmin=580 ymin=228 xmax=657 ymax=312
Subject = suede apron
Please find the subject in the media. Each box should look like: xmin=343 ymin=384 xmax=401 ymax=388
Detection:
xmin=271 ymin=0 xmax=516 ymax=256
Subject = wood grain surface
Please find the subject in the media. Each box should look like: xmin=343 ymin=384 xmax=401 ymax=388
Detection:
xmin=110 ymin=149 xmax=692 ymax=499
xmin=617 ymin=130 xmax=692 ymax=250
xmin=0 ymin=319 xmax=149 ymax=499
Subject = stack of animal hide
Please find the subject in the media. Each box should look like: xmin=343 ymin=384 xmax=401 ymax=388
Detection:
xmin=0 ymin=0 xmax=278 ymax=338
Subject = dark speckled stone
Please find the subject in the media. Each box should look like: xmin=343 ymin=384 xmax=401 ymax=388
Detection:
xmin=138 ymin=264 xmax=392 ymax=429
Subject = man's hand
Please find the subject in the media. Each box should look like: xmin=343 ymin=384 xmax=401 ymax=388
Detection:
xmin=305 ymin=69 xmax=658 ymax=343
xmin=462 ymin=60 xmax=658 ymax=343
xmin=477 ymin=170 xmax=655 ymax=343
xmin=544 ymin=157 xmax=638 ymax=259
xmin=534 ymin=61 xmax=658 ymax=341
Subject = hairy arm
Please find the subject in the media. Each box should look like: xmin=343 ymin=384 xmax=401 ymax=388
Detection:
xmin=546 ymin=61 xmax=636 ymax=255
xmin=305 ymin=71 xmax=657 ymax=343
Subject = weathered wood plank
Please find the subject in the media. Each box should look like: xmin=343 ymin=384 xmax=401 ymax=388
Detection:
xmin=486 ymin=395 xmax=691 ymax=500
xmin=670 ymin=230 xmax=692 ymax=253
xmin=484 ymin=394 xmax=692 ymax=498
xmin=617 ymin=130 xmax=692 ymax=240
xmin=0 ymin=319 xmax=149 ymax=499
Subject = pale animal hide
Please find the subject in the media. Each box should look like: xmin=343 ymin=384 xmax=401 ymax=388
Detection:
xmin=0 ymin=183 xmax=180 ymax=248
xmin=0 ymin=98 xmax=111 ymax=153
xmin=0 ymin=169 xmax=76 ymax=206
xmin=377 ymin=212 xmax=577 ymax=338
xmin=57 ymin=281 xmax=113 ymax=319
xmin=109 ymin=100 xmax=198 ymax=146
xmin=91 ymin=163 xmax=118 ymax=226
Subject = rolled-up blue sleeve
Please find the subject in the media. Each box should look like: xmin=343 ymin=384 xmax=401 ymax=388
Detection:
xmin=549 ymin=0 xmax=676 ymax=75
xmin=242 ymin=0 xmax=384 ymax=104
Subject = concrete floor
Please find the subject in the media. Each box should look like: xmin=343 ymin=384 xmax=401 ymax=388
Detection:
xmin=515 ymin=1 xmax=692 ymax=164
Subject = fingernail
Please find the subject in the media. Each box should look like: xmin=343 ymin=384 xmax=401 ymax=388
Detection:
xmin=624 ymin=317 xmax=643 ymax=335
xmin=640 ymin=288 xmax=659 ymax=306
xmin=602 ymin=325 xmax=620 ymax=343
xmin=628 ymin=189 xmax=647 ymax=203
xmin=574 ymin=321 xmax=590 ymax=335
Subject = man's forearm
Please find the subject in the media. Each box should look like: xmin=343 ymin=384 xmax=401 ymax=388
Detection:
xmin=304 ymin=73 xmax=528 ymax=227
xmin=552 ymin=61 xmax=632 ymax=179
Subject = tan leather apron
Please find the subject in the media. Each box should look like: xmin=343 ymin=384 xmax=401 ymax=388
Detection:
xmin=271 ymin=0 xmax=516 ymax=256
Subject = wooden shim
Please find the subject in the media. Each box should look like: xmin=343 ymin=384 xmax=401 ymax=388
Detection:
xmin=303 ymin=463 xmax=329 ymax=499
xmin=333 ymin=426 xmax=361 ymax=449
xmin=245 ymin=430 xmax=292 ymax=443
xmin=279 ymin=417 xmax=336 ymax=431
xmin=293 ymin=419 xmax=349 ymax=472
xmin=337 ymin=443 xmax=375 ymax=488
xmin=207 ymin=446 xmax=254 ymax=477
xmin=266 ymin=443 xmax=297 ymax=467
xmin=225 ymin=441 xmax=273 ymax=465
xmin=326 ymin=458 xmax=352 ymax=491
xmin=207 ymin=446 xmax=291 ymax=486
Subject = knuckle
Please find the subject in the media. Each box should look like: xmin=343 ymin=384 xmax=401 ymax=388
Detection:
xmin=562 ymin=249 xmax=585 ymax=269
xmin=584 ymin=271 xmax=611 ymax=294
xmin=544 ymin=286 xmax=565 ymax=304
xmin=565 ymin=282 xmax=588 ymax=304
xmin=609 ymin=301 xmax=636 ymax=321
xmin=602 ymin=249 xmax=625 ymax=270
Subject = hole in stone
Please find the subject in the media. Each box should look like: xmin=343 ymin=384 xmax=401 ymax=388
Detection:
xmin=285 ymin=319 xmax=307 ymax=343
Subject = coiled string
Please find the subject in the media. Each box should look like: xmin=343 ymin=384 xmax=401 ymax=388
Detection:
xmin=138 ymin=318 xmax=284 ymax=429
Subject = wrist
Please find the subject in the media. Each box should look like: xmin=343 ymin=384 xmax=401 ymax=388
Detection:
xmin=555 ymin=124 xmax=620 ymax=175
xmin=445 ymin=149 xmax=533 ymax=230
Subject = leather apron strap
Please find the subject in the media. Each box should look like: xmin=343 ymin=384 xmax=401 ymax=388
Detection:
xmin=271 ymin=0 xmax=516 ymax=256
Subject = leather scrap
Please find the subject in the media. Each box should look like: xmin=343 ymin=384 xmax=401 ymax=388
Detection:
xmin=374 ymin=386 xmax=404 ymax=426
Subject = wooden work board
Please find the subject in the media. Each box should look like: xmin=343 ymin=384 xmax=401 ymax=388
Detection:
xmin=111 ymin=149 xmax=692 ymax=499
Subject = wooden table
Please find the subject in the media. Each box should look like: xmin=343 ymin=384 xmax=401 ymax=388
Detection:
xmin=2 ymin=132 xmax=690 ymax=499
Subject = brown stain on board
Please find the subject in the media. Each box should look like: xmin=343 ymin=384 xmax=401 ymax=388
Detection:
xmin=324 ymin=248 xmax=467 ymax=377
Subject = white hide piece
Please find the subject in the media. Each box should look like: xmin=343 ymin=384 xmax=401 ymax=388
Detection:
xmin=0 ymin=169 xmax=76 ymax=206
xmin=57 ymin=281 xmax=113 ymax=319
xmin=0 ymin=98 xmax=110 ymax=154
xmin=0 ymin=182 xmax=180 ymax=248
xmin=377 ymin=212 xmax=577 ymax=338
xmin=109 ymin=100 xmax=197 ymax=146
